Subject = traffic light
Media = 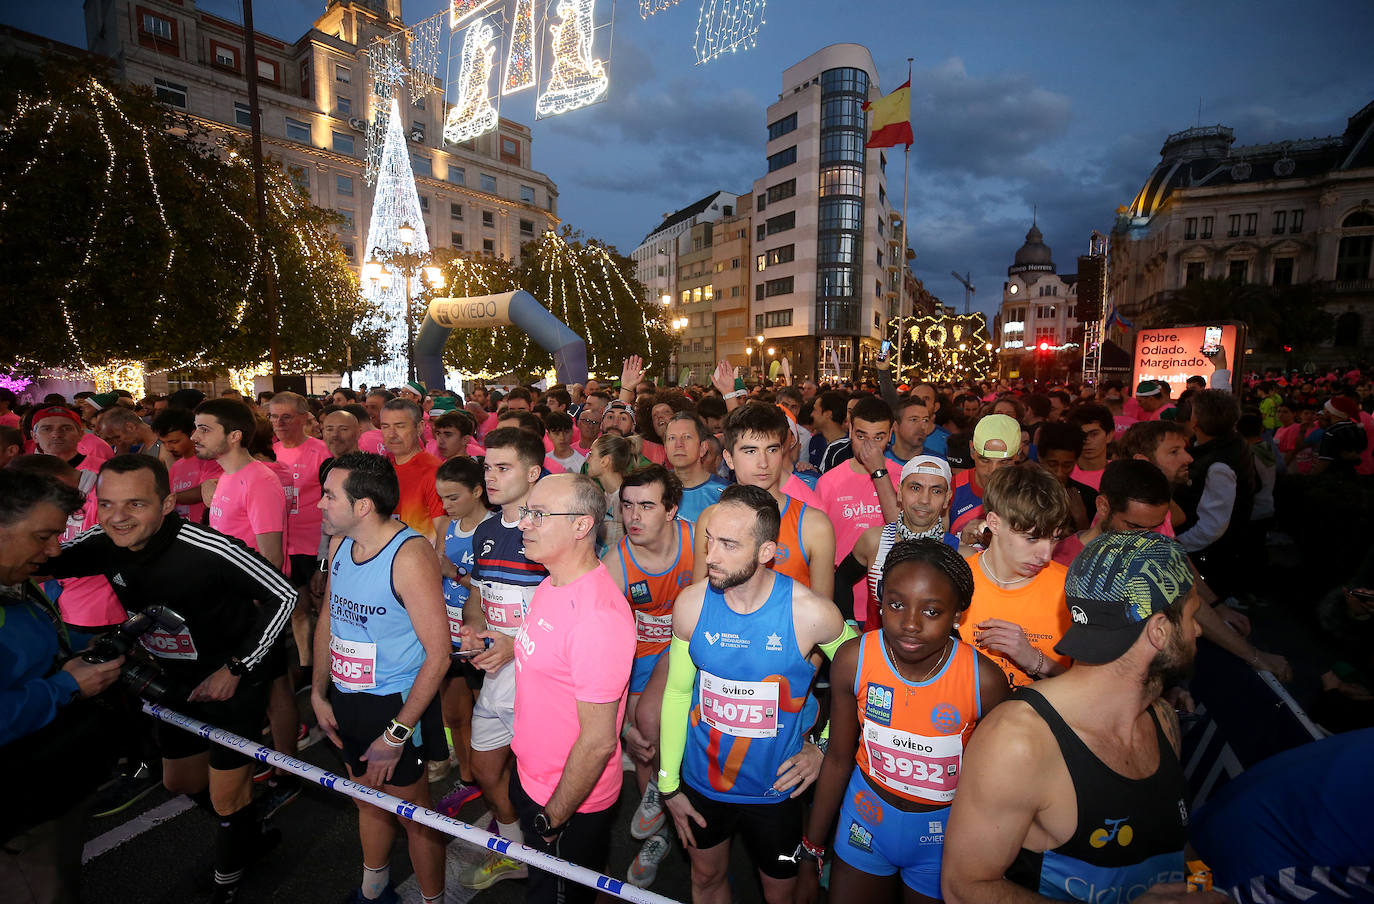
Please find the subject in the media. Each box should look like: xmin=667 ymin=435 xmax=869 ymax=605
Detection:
xmin=1039 ymin=341 xmax=1050 ymax=352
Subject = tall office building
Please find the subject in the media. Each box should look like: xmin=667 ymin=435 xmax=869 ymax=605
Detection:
xmin=750 ymin=44 xmax=896 ymax=381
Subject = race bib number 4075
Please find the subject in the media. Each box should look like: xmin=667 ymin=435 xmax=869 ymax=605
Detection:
xmin=699 ymin=671 xmax=779 ymax=738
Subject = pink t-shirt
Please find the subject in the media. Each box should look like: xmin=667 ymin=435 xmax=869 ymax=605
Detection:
xmin=0 ymin=411 xmax=19 ymax=428
xmin=357 ymin=429 xmax=387 ymax=455
xmin=1070 ymin=465 xmax=1104 ymax=491
xmin=1112 ymin=414 xmax=1137 ymax=436
xmin=816 ymin=462 xmax=900 ymax=620
xmin=512 ymin=563 xmax=635 ymax=812
xmin=209 ymin=460 xmax=286 ymax=552
xmin=1052 ymin=532 xmax=1084 ymax=567
xmin=543 ymin=456 xmax=567 ymax=475
xmin=273 ymin=436 xmax=330 ymax=556
xmin=169 ymin=456 xmax=222 ymax=523
xmin=465 ymin=438 xmax=485 ymax=458
xmin=77 ymin=432 xmax=114 ymax=466
xmin=781 ymin=472 xmax=825 ymax=510
xmin=58 ymin=461 xmax=125 ymax=628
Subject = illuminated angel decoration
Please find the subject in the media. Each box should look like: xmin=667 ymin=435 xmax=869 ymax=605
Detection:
xmin=503 ymin=0 xmax=537 ymax=94
xmin=443 ymin=18 xmax=499 ymax=144
xmin=535 ymin=0 xmax=609 ymax=117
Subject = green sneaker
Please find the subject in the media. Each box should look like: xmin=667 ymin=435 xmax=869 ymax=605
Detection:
xmin=459 ymin=851 xmax=528 ymax=889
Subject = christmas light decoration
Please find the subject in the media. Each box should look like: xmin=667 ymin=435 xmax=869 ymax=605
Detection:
xmin=503 ymin=0 xmax=537 ymax=94
xmin=359 ymin=99 xmax=430 ymax=389
xmin=228 ymin=362 xmax=273 ymax=399
xmin=0 ymin=372 xmax=34 ymax=394
xmin=898 ymin=314 xmax=994 ymax=383
xmin=406 ymin=12 xmax=446 ymax=101
xmin=535 ymin=0 xmax=610 ymax=118
xmin=450 ymin=0 xmax=499 ymax=28
xmin=88 ymin=360 xmax=147 ymax=396
xmin=363 ymin=10 xmax=445 ymax=183
xmin=693 ymin=0 xmax=766 ymax=65
xmin=443 ymin=17 xmax=500 ymax=144
xmin=640 ymin=0 xmax=679 ymax=18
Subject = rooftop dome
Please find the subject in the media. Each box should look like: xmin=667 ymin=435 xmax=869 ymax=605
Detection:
xmin=1009 ymin=222 xmax=1055 ymax=275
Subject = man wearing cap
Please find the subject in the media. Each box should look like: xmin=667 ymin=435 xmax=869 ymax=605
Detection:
xmin=1131 ymin=380 xmax=1176 ymax=422
xmin=33 ymin=403 xmax=115 ymax=468
xmin=601 ymin=400 xmax=655 ymax=468
xmin=943 ymin=531 xmax=1223 ymax=904
xmin=1314 ymin=396 xmax=1366 ymax=476
xmin=838 ymin=455 xmax=960 ymax=627
xmin=949 ymin=413 xmax=1020 ymax=537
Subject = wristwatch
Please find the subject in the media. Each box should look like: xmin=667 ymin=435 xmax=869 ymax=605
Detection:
xmin=870 ymin=468 xmax=889 ymax=481
xmin=225 ymin=657 xmax=248 ymax=677
xmin=533 ymin=810 xmax=568 ymax=837
xmin=385 ymin=719 xmax=413 ymax=743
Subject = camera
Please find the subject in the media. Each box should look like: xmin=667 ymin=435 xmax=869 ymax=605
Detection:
xmin=82 ymin=606 xmax=187 ymax=703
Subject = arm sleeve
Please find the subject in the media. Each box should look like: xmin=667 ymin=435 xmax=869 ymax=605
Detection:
xmin=1208 ymin=369 xmax=1232 ymax=393
xmin=1177 ymin=463 xmax=1237 ymax=552
xmin=833 ymin=554 xmax=866 ymax=609
xmin=656 ymin=634 xmax=697 ymax=795
xmin=246 ymin=470 xmax=287 ymax=535
xmin=818 ymin=622 xmax=859 ymax=660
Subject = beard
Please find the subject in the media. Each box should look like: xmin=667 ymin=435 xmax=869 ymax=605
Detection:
xmin=707 ymin=559 xmax=758 ymax=593
xmin=1145 ymin=630 xmax=1196 ymax=689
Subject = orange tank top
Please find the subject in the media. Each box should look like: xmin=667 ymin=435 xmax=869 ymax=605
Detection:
xmin=770 ymin=495 xmax=811 ymax=587
xmin=618 ymin=519 xmax=694 ymax=658
xmin=965 ymin=552 xmax=1072 ymax=688
xmin=853 ymin=631 xmax=983 ymax=805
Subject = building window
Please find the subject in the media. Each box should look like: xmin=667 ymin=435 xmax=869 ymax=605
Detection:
xmin=153 ymin=78 xmax=187 ymax=108
xmin=765 ymin=277 xmax=794 ymax=297
xmin=142 ymin=12 xmax=173 ymax=40
xmin=1336 ymin=212 xmax=1374 ymax=280
xmin=1272 ymin=210 xmax=1286 ymax=234
xmin=300 ymin=60 xmax=311 ymax=100
xmin=335 ymin=64 xmax=351 ymax=83
xmin=757 ymin=225 xmax=766 ymax=242
xmin=756 ymin=285 xmax=765 ymax=301
xmin=1227 ymin=214 xmax=1241 ymax=237
xmin=500 ymin=136 xmax=520 ymax=164
xmin=818 ymin=165 xmax=864 ymax=198
xmin=755 ymin=313 xmax=765 ymax=332
xmin=732 ymin=286 xmax=740 ymax=298
xmin=1290 ymin=209 xmax=1304 ymax=233
xmin=480 ymin=173 xmax=497 ymax=193
xmin=767 ymin=112 xmax=797 ymax=141
xmin=451 ymin=232 xmax=464 ymax=248
xmin=450 ymin=203 xmax=463 ymax=220
xmin=766 ymin=245 xmax=795 ymax=266
xmin=766 ymin=212 xmax=796 ymax=235
xmin=234 ymin=101 xmax=252 ymax=127
xmin=341 ymin=241 xmax=355 ymax=260
xmin=411 ymin=154 xmax=432 ymax=177
xmin=483 ymin=238 xmax=495 ymax=253
xmin=336 ymin=174 xmax=353 ymax=197
xmin=767 ymin=146 xmax=797 ymax=172
xmin=336 ymin=209 xmax=354 ymax=232
xmin=337 ymin=95 xmax=351 ymax=114
xmin=1035 ymin=327 xmax=1055 ymax=345
xmin=288 ymin=166 xmax=308 ymax=191
xmin=764 ymin=310 xmax=793 ymax=328
xmin=1185 ymin=261 xmax=1205 ymax=284
xmin=1272 ymin=257 xmax=1294 ymax=287
xmin=519 ymin=218 xmax=535 ymax=235
xmin=767 ymin=179 xmax=797 ymax=204
xmin=1244 ymin=213 xmax=1257 ymax=236
xmin=332 ymin=131 xmax=355 ymax=155
xmin=256 ymin=59 xmax=278 ymax=82
xmin=411 ymin=121 xmax=425 ymax=140
xmin=520 ymin=184 xmax=535 ymax=204
xmin=284 ymin=117 xmax=311 ymax=143
xmin=816 ymin=266 xmax=855 ymax=298
xmin=213 ymin=44 xmax=237 ymax=69
xmin=1228 ymin=259 xmax=1249 ymax=283
xmin=447 ymin=166 xmax=465 ymax=185
xmin=1184 ymin=217 xmax=1197 ymax=240
xmin=757 ymin=194 xmax=766 ymax=212
xmin=482 ymin=210 xmax=495 ymax=228
xmin=1201 ymin=216 xmax=1213 ymax=239
xmin=756 ymin=254 xmax=766 ymax=272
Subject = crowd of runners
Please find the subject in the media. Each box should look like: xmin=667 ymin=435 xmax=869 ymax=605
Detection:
xmin=2 ymin=354 xmax=1372 ymax=904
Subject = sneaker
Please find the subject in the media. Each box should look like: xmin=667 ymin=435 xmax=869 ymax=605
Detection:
xmin=252 ymin=762 xmax=273 ymax=783
xmin=630 ymin=782 xmax=665 ymax=840
xmin=210 ymin=880 xmax=242 ymax=904
xmin=259 ymin=777 xmax=302 ymax=821
xmin=91 ymin=762 xmax=161 ymax=818
xmin=296 ymin=721 xmax=309 ymax=741
xmin=427 ymin=758 xmax=452 ymax=783
xmin=434 ymin=781 xmax=482 ymax=818
xmin=627 ymin=831 xmax=671 ymax=888
xmin=341 ymin=885 xmax=400 ymax=904
xmin=459 ymin=851 xmax=527 ymax=889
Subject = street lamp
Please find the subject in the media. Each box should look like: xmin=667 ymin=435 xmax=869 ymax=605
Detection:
xmin=362 ymin=220 xmax=444 ymax=381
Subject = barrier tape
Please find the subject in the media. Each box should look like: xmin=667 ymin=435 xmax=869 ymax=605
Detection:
xmin=141 ymin=702 xmax=682 ymax=904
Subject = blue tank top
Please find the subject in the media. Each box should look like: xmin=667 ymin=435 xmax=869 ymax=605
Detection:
xmin=442 ymin=514 xmax=489 ymax=608
xmin=328 ymin=527 xmax=426 ymax=696
xmin=685 ymin=572 xmax=820 ymax=804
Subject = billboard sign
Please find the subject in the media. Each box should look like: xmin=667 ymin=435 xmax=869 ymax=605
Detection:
xmin=1133 ymin=323 xmax=1243 ymax=390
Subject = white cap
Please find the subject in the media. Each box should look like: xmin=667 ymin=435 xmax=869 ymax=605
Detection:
xmin=899 ymin=455 xmax=952 ymax=490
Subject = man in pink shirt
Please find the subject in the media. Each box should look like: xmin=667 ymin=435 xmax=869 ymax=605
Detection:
xmin=0 ymin=386 xmax=19 ymax=428
xmin=815 ymin=396 xmax=901 ymax=620
xmin=358 ymin=390 xmax=391 ymax=456
xmin=154 ymin=408 xmax=221 ymax=523
xmin=511 ymin=473 xmax=635 ymax=904
xmin=195 ymin=399 xmax=286 ymax=567
xmin=269 ymin=392 xmax=330 ymax=589
xmin=1068 ymin=403 xmax=1114 ymax=491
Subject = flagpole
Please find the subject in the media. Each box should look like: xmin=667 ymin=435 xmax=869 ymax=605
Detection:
xmin=895 ymin=57 xmax=913 ymax=386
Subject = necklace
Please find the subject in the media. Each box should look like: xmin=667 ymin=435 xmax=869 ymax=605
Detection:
xmin=885 ymin=635 xmax=954 ymax=685
xmin=980 ymin=552 xmax=1030 ymax=588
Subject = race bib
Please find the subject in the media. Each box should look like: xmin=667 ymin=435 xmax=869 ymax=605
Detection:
xmin=634 ymin=610 xmax=673 ymax=646
xmin=284 ymin=485 xmax=300 ymax=515
xmin=481 ymin=581 xmax=528 ymax=631
xmin=330 ymin=636 xmax=378 ymax=690
xmin=446 ymin=604 xmax=465 ymax=649
xmin=862 ymin=723 xmax=962 ymax=801
xmin=699 ymin=671 xmax=779 ymax=738
xmin=140 ymin=626 xmax=198 ymax=660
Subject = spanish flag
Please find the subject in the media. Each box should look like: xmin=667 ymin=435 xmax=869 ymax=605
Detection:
xmin=863 ymin=80 xmax=913 ymax=149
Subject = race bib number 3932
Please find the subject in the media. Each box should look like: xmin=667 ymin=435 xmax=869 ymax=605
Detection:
xmin=862 ymin=723 xmax=962 ymax=801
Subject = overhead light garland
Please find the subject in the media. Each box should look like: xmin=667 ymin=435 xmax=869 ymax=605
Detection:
xmin=640 ymin=0 xmax=679 ymax=17
xmin=502 ymin=0 xmax=538 ymax=94
xmin=897 ymin=313 xmax=995 ymax=383
xmin=694 ymin=0 xmax=766 ymax=64
xmin=443 ymin=16 xmax=500 ymax=143
xmin=535 ymin=0 xmax=611 ymax=118
xmin=450 ymin=0 xmax=498 ymax=28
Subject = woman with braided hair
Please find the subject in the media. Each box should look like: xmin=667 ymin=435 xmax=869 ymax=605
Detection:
xmin=797 ymin=539 xmax=1011 ymax=904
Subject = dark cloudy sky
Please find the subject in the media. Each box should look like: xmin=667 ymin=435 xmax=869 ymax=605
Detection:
xmin=9 ymin=0 xmax=1373 ymax=316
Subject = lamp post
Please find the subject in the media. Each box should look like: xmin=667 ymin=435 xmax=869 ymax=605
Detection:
xmin=362 ymin=221 xmax=445 ymax=382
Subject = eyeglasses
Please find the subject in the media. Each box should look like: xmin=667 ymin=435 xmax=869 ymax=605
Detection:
xmin=578 ymin=416 xmax=601 ymax=425
xmin=517 ymin=506 xmax=589 ymax=526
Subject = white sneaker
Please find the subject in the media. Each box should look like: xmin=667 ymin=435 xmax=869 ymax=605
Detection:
xmin=627 ymin=831 xmax=671 ymax=888
xmin=630 ymin=781 xmax=665 ymax=840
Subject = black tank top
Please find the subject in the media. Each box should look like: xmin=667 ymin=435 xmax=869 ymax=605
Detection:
xmin=1007 ymin=687 xmax=1189 ymax=902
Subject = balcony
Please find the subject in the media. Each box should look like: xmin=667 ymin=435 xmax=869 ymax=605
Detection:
xmin=1320 ymin=278 xmax=1374 ymax=294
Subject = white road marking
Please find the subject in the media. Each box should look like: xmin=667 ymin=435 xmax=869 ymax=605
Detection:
xmin=82 ymin=797 xmax=195 ymax=864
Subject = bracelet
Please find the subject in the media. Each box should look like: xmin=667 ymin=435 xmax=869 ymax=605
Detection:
xmin=800 ymin=836 xmax=826 ymax=859
xmin=382 ymin=731 xmax=405 ymax=748
xmin=1028 ymin=648 xmax=1045 ymax=678
xmin=724 ymin=389 xmax=746 ymax=399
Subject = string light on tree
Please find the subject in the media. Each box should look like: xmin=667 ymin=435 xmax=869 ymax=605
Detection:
xmin=443 ymin=17 xmax=500 ymax=143
xmin=535 ymin=0 xmax=611 ymax=118
xmin=901 ymin=314 xmax=994 ymax=383
xmin=693 ymin=0 xmax=766 ymax=65
xmin=502 ymin=0 xmax=537 ymax=94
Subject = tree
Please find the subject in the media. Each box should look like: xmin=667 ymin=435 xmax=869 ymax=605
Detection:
xmin=438 ymin=227 xmax=672 ymax=381
xmin=0 ymin=56 xmax=382 ymax=374
xmin=1268 ymin=281 xmax=1335 ymax=354
xmin=1162 ymin=277 xmax=1276 ymax=344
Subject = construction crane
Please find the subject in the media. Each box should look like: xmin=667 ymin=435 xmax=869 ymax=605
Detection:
xmin=951 ymin=271 xmax=975 ymax=315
